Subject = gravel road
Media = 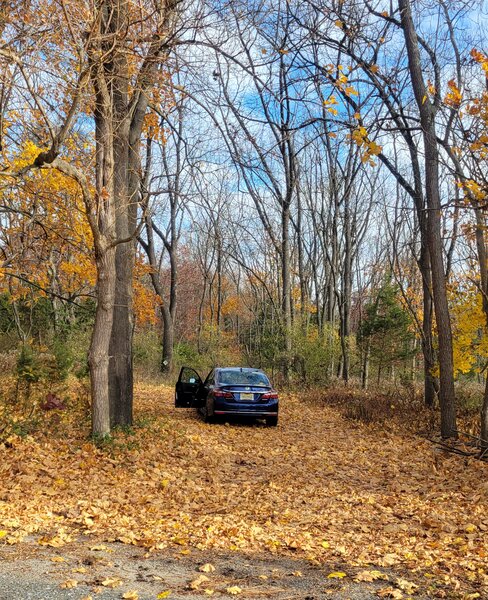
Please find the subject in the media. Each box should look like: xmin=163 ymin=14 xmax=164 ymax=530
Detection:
xmin=0 ymin=540 xmax=429 ymax=600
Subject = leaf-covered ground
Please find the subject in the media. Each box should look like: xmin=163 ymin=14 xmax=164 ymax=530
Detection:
xmin=1 ymin=384 xmax=487 ymax=598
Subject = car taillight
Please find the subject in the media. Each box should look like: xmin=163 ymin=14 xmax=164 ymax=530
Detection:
xmin=213 ymin=390 xmax=233 ymax=399
xmin=261 ymin=392 xmax=278 ymax=400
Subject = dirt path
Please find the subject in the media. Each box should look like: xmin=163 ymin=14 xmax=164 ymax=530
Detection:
xmin=1 ymin=384 xmax=487 ymax=598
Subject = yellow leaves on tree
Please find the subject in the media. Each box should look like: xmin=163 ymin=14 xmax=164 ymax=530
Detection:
xmin=1 ymin=141 xmax=96 ymax=301
xmin=133 ymin=258 xmax=160 ymax=326
xmin=461 ymin=179 xmax=486 ymax=202
xmin=143 ymin=109 xmax=167 ymax=144
xmin=454 ymin=50 xmax=488 ymax=194
xmin=471 ymin=48 xmax=488 ymax=74
xmin=450 ymin=279 xmax=488 ymax=377
xmin=221 ymin=295 xmax=240 ymax=318
xmin=444 ymin=79 xmax=462 ymax=108
xmin=348 ymin=126 xmax=382 ymax=165
xmin=323 ymin=94 xmax=338 ymax=116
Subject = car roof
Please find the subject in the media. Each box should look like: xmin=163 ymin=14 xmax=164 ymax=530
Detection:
xmin=215 ymin=367 xmax=265 ymax=372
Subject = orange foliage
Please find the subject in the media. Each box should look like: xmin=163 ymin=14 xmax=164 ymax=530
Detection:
xmin=1 ymin=141 xmax=95 ymax=300
xmin=133 ymin=259 xmax=160 ymax=326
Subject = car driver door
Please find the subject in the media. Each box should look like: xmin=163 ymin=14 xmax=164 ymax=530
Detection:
xmin=175 ymin=367 xmax=203 ymax=408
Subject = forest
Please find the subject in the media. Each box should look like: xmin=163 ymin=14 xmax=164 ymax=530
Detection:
xmin=1 ymin=0 xmax=487 ymax=441
xmin=1 ymin=1 xmax=488 ymax=598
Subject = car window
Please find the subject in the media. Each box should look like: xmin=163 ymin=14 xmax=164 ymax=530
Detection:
xmin=180 ymin=367 xmax=200 ymax=384
xmin=218 ymin=370 xmax=270 ymax=386
xmin=204 ymin=370 xmax=215 ymax=386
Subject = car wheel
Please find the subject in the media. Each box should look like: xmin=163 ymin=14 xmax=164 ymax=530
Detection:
xmin=266 ymin=416 xmax=278 ymax=427
xmin=203 ymin=404 xmax=215 ymax=424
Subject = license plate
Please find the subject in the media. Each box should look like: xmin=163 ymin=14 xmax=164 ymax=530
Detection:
xmin=240 ymin=392 xmax=253 ymax=401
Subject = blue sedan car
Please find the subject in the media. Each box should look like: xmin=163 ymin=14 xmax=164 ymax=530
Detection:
xmin=175 ymin=366 xmax=279 ymax=426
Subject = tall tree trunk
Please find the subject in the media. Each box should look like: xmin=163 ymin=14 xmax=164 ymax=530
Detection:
xmin=106 ymin=0 xmax=181 ymax=423
xmin=399 ymin=0 xmax=457 ymax=438
xmin=90 ymin=245 xmax=116 ymax=436
xmin=158 ymin=108 xmax=182 ymax=374
xmin=161 ymin=241 xmax=178 ymax=373
xmin=104 ymin=0 xmax=133 ymax=428
xmin=89 ymin=57 xmax=117 ymax=436
xmin=340 ymin=196 xmax=352 ymax=384
xmin=474 ymin=208 xmax=488 ymax=450
xmin=296 ymin=188 xmax=307 ymax=325
xmin=282 ymin=202 xmax=292 ymax=380
xmin=140 ymin=213 xmax=175 ymax=375
xmin=163 ymin=220 xmax=178 ymax=374
xmin=361 ymin=338 xmax=370 ymax=390
xmin=161 ymin=304 xmax=174 ymax=372
xmin=419 ymin=245 xmax=438 ymax=408
xmin=109 ymin=150 xmax=134 ymax=427
xmin=482 ymin=378 xmax=488 ymax=452
xmin=216 ymin=232 xmax=223 ymax=336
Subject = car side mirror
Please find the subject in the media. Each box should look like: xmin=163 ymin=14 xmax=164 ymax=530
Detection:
xmin=189 ymin=377 xmax=196 ymax=383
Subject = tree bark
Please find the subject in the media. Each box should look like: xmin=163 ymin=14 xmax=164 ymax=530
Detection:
xmin=282 ymin=201 xmax=292 ymax=380
xmin=161 ymin=303 xmax=175 ymax=372
xmin=90 ymin=244 xmax=116 ymax=436
xmin=474 ymin=208 xmax=488 ymax=450
xmin=481 ymin=375 xmax=488 ymax=451
xmin=420 ymin=246 xmax=438 ymax=408
xmin=340 ymin=194 xmax=352 ymax=384
xmin=107 ymin=0 xmax=132 ymax=428
xmin=106 ymin=0 xmax=181 ymax=423
xmin=399 ymin=0 xmax=457 ymax=438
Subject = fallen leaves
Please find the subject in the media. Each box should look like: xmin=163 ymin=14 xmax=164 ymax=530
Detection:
xmin=327 ymin=571 xmax=347 ymax=579
xmin=38 ymin=529 xmax=73 ymax=547
xmin=1 ymin=384 xmax=488 ymax=598
xmin=226 ymin=585 xmax=242 ymax=595
xmin=189 ymin=574 xmax=210 ymax=590
xmin=376 ymin=587 xmax=403 ymax=599
xmin=101 ymin=576 xmax=122 ymax=588
xmin=354 ymin=570 xmax=389 ymax=582
xmin=395 ymin=578 xmax=417 ymax=594
xmin=199 ymin=563 xmax=216 ymax=573
xmin=60 ymin=578 xmax=78 ymax=589
xmin=90 ymin=544 xmax=109 ymax=551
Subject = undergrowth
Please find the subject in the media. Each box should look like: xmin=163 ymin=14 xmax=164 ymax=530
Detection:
xmin=311 ymin=378 xmax=485 ymax=445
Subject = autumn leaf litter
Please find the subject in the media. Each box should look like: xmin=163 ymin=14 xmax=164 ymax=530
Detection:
xmin=1 ymin=384 xmax=487 ymax=598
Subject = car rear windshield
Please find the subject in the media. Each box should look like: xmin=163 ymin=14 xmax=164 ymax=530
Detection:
xmin=218 ymin=370 xmax=270 ymax=386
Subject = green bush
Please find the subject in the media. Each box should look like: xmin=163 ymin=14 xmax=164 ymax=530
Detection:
xmin=133 ymin=329 xmax=162 ymax=378
xmin=173 ymin=341 xmax=202 ymax=370
xmin=290 ymin=323 xmax=342 ymax=383
xmin=16 ymin=344 xmax=41 ymax=383
xmin=51 ymin=339 xmax=74 ymax=381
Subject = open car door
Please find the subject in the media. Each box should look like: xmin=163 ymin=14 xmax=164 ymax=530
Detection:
xmin=175 ymin=367 xmax=202 ymax=408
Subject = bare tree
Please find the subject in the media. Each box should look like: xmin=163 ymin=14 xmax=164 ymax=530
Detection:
xmin=398 ymin=0 xmax=457 ymax=437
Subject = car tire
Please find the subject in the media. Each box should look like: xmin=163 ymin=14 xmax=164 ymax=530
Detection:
xmin=203 ymin=404 xmax=215 ymax=424
xmin=266 ymin=416 xmax=278 ymax=427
